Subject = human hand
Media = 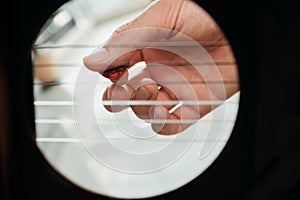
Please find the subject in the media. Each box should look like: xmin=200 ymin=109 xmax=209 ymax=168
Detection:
xmin=83 ymin=0 xmax=239 ymax=135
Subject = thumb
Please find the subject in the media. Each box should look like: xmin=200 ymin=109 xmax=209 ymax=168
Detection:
xmin=83 ymin=24 xmax=141 ymax=72
xmin=83 ymin=27 xmax=173 ymax=73
xmin=82 ymin=0 xmax=182 ymax=73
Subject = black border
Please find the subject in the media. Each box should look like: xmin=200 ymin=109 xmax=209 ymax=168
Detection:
xmin=1 ymin=0 xmax=299 ymax=199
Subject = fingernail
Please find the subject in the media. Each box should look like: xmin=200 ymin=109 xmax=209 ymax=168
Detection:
xmin=149 ymin=105 xmax=167 ymax=119
xmin=135 ymin=86 xmax=151 ymax=100
xmin=106 ymin=87 xmax=112 ymax=101
xmin=83 ymin=48 xmax=109 ymax=68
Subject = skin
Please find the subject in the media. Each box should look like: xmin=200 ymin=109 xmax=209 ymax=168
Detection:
xmin=83 ymin=0 xmax=239 ymax=135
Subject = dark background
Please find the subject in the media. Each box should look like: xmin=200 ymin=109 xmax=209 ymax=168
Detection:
xmin=0 ymin=0 xmax=299 ymax=199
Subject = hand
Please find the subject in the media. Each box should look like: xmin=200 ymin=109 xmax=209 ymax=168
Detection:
xmin=83 ymin=0 xmax=239 ymax=135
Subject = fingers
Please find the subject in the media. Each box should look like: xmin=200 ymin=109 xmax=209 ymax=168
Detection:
xmin=150 ymin=104 xmax=201 ymax=135
xmin=102 ymin=75 xmax=203 ymax=135
xmin=102 ymin=84 xmax=133 ymax=112
xmin=130 ymin=81 xmax=201 ymax=135
xmin=102 ymin=76 xmax=159 ymax=114
xmin=130 ymin=78 xmax=159 ymax=119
